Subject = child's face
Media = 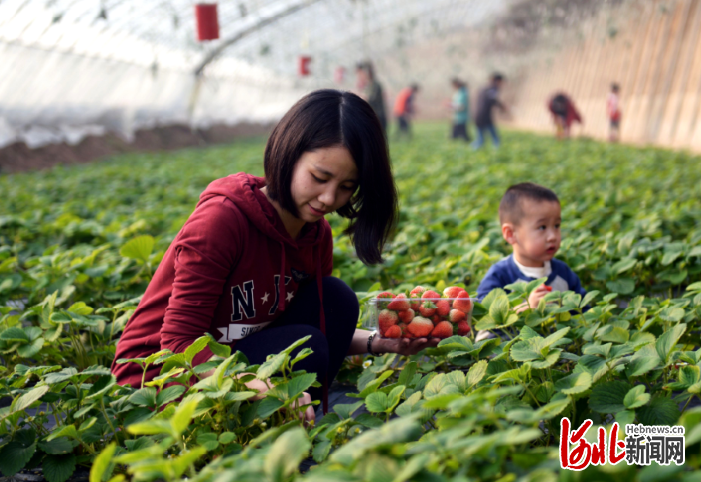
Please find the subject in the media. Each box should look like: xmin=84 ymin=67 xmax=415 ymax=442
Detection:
xmin=505 ymin=199 xmax=562 ymax=267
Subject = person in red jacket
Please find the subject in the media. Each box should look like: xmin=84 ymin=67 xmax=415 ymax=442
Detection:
xmin=548 ymin=92 xmax=582 ymax=139
xmin=112 ymin=90 xmax=438 ymax=423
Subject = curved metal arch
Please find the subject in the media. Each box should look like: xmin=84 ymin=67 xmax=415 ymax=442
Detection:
xmin=193 ymin=0 xmax=322 ymax=77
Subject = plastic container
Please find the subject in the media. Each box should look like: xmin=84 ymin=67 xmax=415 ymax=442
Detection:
xmin=364 ymin=295 xmax=473 ymax=339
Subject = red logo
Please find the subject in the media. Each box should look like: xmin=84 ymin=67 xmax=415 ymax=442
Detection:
xmin=560 ymin=417 xmax=626 ymax=470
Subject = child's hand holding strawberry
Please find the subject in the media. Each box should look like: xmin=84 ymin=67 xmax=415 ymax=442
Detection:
xmin=516 ymin=284 xmax=552 ymax=313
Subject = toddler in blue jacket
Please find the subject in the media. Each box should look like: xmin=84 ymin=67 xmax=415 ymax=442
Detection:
xmin=477 ymin=182 xmax=586 ymax=312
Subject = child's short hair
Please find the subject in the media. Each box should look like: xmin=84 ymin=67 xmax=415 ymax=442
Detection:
xmin=499 ymin=183 xmax=560 ymax=225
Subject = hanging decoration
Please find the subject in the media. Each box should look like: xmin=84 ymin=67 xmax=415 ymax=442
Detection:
xmin=195 ymin=4 xmax=219 ymax=41
xmin=299 ymin=56 xmax=312 ymax=76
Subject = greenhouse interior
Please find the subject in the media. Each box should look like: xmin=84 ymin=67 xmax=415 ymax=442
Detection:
xmin=2 ymin=0 xmax=701 ymax=481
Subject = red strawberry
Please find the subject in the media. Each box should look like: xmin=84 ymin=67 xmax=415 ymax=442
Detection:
xmin=377 ymin=291 xmax=395 ymax=299
xmin=431 ymin=321 xmax=454 ymax=339
xmin=419 ymin=301 xmax=437 ymax=317
xmin=406 ymin=316 xmax=434 ymax=338
xmin=378 ymin=309 xmax=398 ymax=335
xmin=397 ymin=322 xmax=408 ymax=334
xmin=398 ymin=308 xmax=415 ymax=323
xmin=432 ymin=314 xmax=442 ymax=325
xmin=422 ymin=290 xmax=441 ymax=300
xmin=453 ymin=292 xmax=472 ymax=313
xmin=410 ymin=286 xmax=426 ymax=297
xmin=448 ymin=309 xmax=466 ymax=323
xmin=387 ymin=293 xmax=410 ymax=311
xmin=443 ymin=286 xmax=467 ymax=299
xmin=544 ymin=285 xmax=553 ymax=292
xmin=457 ymin=321 xmax=471 ymax=336
xmin=409 ymin=286 xmax=425 ymax=310
xmin=436 ymin=299 xmax=451 ymax=316
xmin=384 ymin=325 xmax=402 ymax=338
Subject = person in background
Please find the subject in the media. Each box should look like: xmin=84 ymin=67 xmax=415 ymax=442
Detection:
xmin=473 ymin=73 xmax=507 ymax=149
xmin=394 ymin=84 xmax=420 ymax=139
xmin=548 ymin=92 xmax=582 ymax=139
xmin=447 ymin=78 xmax=471 ymax=142
xmin=355 ymin=61 xmax=387 ymax=133
xmin=607 ymin=83 xmax=622 ymax=143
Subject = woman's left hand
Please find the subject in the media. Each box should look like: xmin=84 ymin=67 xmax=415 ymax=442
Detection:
xmin=373 ymin=336 xmax=440 ymax=356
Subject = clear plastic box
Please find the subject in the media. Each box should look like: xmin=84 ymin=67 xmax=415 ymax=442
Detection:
xmin=364 ymin=296 xmax=473 ymax=339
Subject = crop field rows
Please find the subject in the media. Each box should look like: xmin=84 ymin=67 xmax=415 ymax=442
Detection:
xmin=1 ymin=123 xmax=701 ymax=481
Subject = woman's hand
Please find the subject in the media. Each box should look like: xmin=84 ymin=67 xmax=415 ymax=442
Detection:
xmin=292 ymin=392 xmax=316 ymax=427
xmin=374 ymin=335 xmax=440 ymax=356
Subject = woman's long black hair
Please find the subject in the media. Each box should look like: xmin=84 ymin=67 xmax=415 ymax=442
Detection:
xmin=264 ymin=89 xmax=397 ymax=265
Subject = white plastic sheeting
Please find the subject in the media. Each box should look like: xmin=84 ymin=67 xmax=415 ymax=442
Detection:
xmin=0 ymin=0 xmax=511 ymax=148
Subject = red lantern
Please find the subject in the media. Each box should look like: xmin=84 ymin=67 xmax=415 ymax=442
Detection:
xmin=195 ymin=4 xmax=219 ymax=41
xmin=299 ymin=56 xmax=312 ymax=76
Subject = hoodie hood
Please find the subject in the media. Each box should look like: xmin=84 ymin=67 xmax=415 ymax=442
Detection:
xmin=199 ymin=172 xmax=325 ymax=249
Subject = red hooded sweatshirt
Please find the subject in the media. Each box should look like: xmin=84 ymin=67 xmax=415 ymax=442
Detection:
xmin=112 ymin=173 xmax=332 ymax=389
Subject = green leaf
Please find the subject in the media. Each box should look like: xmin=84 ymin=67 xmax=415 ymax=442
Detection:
xmin=219 ymin=432 xmax=237 ymax=444
xmin=580 ymin=290 xmax=600 ymax=308
xmin=612 ymin=258 xmax=637 ymax=274
xmin=171 ymin=398 xmax=200 ymax=437
xmin=184 ymin=336 xmax=210 ymax=364
xmin=656 ymin=323 xmax=686 ymax=363
xmin=15 ymin=385 xmax=50 ymax=412
xmin=606 ymin=278 xmax=635 ymax=295
xmin=658 ymin=307 xmax=686 ymax=323
xmin=554 ymin=372 xmax=592 ymax=395
xmin=42 ymin=453 xmax=76 ymax=482
xmin=637 ymin=397 xmax=680 ymax=426
xmin=0 ymin=327 xmax=30 ymax=343
xmin=207 ymin=337 xmax=232 ymax=359
xmin=90 ymin=443 xmax=116 ymax=482
xmin=365 ymin=391 xmax=390 ymax=413
xmin=355 ymin=413 xmax=384 ymax=428
xmin=264 ymin=427 xmax=310 ymax=481
xmin=257 ymin=352 xmax=286 ymax=381
xmin=17 ymin=337 xmax=44 ymax=358
xmin=119 ymin=235 xmax=154 ymax=263
xmin=257 ymin=397 xmax=285 ymax=419
xmin=38 ymin=438 xmax=73 ymax=455
xmin=600 ymin=326 xmax=630 ymax=344
xmin=196 ymin=433 xmax=219 ymax=451
xmin=333 ymin=401 xmax=364 ymax=420
xmin=489 ymin=293 xmax=511 ymax=325
xmin=128 ymin=388 xmax=157 ymax=408
xmin=155 ymin=385 xmax=186 ymax=407
xmin=267 ymin=373 xmax=316 ymax=401
xmin=397 ymin=361 xmax=417 ymax=387
xmin=86 ymin=375 xmax=116 ymax=400
xmin=623 ymin=385 xmax=650 ymax=409
xmin=0 ymin=428 xmax=37 ymax=476
xmin=662 ymin=251 xmax=682 ymax=266
xmin=589 ymin=381 xmax=631 ymax=413
xmin=626 ymin=344 xmax=661 ymax=378
xmin=47 ymin=425 xmax=80 ymax=442
xmin=467 ymin=359 xmax=488 ymax=387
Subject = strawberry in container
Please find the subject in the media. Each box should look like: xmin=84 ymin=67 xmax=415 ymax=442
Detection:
xmin=365 ymin=286 xmax=473 ymax=339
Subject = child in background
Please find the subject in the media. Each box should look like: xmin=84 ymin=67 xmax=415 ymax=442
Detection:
xmin=476 ymin=183 xmax=586 ymax=313
xmin=607 ymin=83 xmax=622 ymax=142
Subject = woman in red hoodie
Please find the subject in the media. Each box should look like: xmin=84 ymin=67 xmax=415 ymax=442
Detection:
xmin=112 ymin=90 xmax=438 ymax=422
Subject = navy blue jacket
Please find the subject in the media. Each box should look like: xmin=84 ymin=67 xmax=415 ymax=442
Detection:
xmin=477 ymin=255 xmax=586 ymax=301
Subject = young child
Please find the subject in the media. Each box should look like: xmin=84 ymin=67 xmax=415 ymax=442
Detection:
xmin=477 ymin=183 xmax=586 ymax=312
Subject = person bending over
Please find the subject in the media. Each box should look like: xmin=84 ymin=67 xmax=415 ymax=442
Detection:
xmin=112 ymin=90 xmax=439 ymax=424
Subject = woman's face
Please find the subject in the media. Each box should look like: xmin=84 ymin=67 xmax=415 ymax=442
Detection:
xmin=290 ymin=146 xmax=358 ymax=223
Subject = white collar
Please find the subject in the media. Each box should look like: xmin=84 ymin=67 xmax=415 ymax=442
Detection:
xmin=513 ymin=255 xmax=552 ymax=279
